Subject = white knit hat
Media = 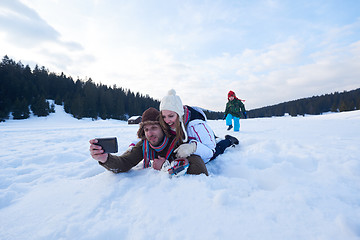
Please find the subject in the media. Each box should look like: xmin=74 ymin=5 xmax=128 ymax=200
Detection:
xmin=160 ymin=89 xmax=188 ymax=142
xmin=160 ymin=89 xmax=184 ymax=121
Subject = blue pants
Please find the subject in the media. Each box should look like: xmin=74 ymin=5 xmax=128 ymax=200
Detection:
xmin=226 ymin=114 xmax=240 ymax=131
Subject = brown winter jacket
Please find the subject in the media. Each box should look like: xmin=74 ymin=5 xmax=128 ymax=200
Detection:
xmin=100 ymin=140 xmax=208 ymax=175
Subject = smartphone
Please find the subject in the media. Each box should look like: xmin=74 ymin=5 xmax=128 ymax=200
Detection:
xmin=95 ymin=137 xmax=118 ymax=153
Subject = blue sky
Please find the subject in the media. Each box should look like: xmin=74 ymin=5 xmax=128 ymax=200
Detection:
xmin=1 ymin=0 xmax=360 ymax=111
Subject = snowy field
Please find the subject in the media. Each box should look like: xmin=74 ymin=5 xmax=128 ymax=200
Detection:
xmin=1 ymin=104 xmax=360 ymax=240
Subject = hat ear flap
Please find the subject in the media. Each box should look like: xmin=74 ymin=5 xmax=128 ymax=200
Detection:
xmin=137 ymin=124 xmax=145 ymax=139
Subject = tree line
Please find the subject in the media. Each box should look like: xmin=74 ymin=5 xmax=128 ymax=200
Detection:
xmin=0 ymin=55 xmax=159 ymax=121
xmin=1 ymin=55 xmax=359 ymax=122
xmin=247 ymin=88 xmax=360 ymax=118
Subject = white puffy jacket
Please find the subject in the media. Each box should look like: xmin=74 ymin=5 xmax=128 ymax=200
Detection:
xmin=186 ymin=107 xmax=216 ymax=163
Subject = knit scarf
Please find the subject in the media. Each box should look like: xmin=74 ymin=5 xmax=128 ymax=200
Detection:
xmin=183 ymin=106 xmax=190 ymax=126
xmin=142 ymin=136 xmax=178 ymax=168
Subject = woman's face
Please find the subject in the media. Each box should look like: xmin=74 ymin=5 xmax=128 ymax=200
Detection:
xmin=161 ymin=110 xmax=178 ymax=129
xmin=229 ymin=96 xmax=234 ymax=101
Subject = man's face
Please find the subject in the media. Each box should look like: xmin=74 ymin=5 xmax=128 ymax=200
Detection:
xmin=144 ymin=124 xmax=165 ymax=146
xmin=229 ymin=96 xmax=234 ymax=101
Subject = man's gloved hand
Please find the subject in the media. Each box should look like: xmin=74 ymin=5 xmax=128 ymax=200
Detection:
xmin=174 ymin=142 xmax=197 ymax=158
xmin=243 ymin=112 xmax=247 ymax=119
xmin=223 ymin=114 xmax=227 ymax=120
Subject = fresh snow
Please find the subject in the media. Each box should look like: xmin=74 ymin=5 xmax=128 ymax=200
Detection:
xmin=1 ymin=104 xmax=360 ymax=240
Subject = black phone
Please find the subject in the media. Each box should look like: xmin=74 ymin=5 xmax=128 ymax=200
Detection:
xmin=95 ymin=137 xmax=118 ymax=153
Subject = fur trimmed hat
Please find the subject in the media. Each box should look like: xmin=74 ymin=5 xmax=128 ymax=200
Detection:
xmin=160 ymin=89 xmax=184 ymax=121
xmin=137 ymin=107 xmax=160 ymax=139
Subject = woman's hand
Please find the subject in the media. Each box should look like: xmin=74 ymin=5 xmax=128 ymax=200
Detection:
xmin=174 ymin=142 xmax=197 ymax=158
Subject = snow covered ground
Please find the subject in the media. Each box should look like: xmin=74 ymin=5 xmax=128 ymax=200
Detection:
xmin=1 ymin=104 xmax=360 ymax=240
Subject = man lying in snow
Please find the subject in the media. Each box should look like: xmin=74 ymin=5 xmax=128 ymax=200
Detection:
xmin=89 ymin=107 xmax=208 ymax=177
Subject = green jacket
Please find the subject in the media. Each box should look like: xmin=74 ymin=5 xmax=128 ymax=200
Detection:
xmin=225 ymin=98 xmax=246 ymax=118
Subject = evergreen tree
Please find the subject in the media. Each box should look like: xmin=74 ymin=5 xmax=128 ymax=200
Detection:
xmin=12 ymin=98 xmax=30 ymax=119
xmin=31 ymin=96 xmax=51 ymax=117
xmin=82 ymin=79 xmax=98 ymax=119
xmin=71 ymin=94 xmax=84 ymax=119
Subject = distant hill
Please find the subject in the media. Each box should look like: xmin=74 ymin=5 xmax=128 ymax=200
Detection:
xmin=247 ymin=88 xmax=360 ymax=118
xmin=205 ymin=88 xmax=360 ymax=120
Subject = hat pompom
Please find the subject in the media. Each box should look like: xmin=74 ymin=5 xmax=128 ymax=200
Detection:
xmin=168 ymin=89 xmax=176 ymax=96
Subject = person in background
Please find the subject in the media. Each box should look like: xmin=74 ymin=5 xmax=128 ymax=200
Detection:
xmin=159 ymin=89 xmax=239 ymax=164
xmin=224 ymin=90 xmax=247 ymax=131
xmin=89 ymin=107 xmax=208 ymax=177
